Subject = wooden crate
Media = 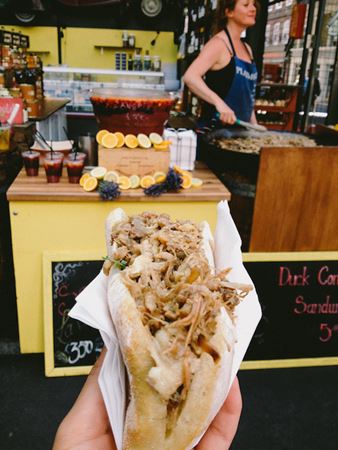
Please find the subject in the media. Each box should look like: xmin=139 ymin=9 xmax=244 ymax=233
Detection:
xmin=98 ymin=146 xmax=170 ymax=176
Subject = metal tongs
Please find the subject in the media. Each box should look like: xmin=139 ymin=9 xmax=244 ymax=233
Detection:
xmin=235 ymin=119 xmax=267 ymax=132
xmin=215 ymin=112 xmax=267 ymax=132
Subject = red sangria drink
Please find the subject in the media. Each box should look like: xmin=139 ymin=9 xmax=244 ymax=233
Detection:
xmin=44 ymin=152 xmax=64 ymax=183
xmin=90 ymin=88 xmax=175 ymax=135
xmin=22 ymin=150 xmax=40 ymax=176
xmin=65 ymin=152 xmax=86 ymax=183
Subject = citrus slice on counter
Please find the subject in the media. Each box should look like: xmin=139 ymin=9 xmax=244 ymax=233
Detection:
xmin=173 ymin=164 xmax=185 ymax=175
xmin=137 ymin=133 xmax=152 ymax=149
xmin=104 ymin=170 xmax=120 ymax=183
xmin=124 ymin=134 xmax=138 ymax=149
xmin=118 ymin=175 xmax=132 ymax=190
xmin=114 ymin=132 xmax=125 ymax=148
xmin=149 ymin=132 xmax=163 ymax=145
xmin=90 ymin=166 xmax=107 ymax=180
xmin=96 ymin=129 xmax=109 ymax=145
xmin=79 ymin=172 xmax=91 ymax=187
xmin=129 ymin=174 xmax=140 ymax=188
xmin=153 ymin=171 xmax=166 ymax=183
xmin=140 ymin=175 xmax=155 ymax=188
xmin=101 ymin=132 xmax=118 ymax=149
xmin=154 ymin=140 xmax=171 ymax=151
xmin=191 ymin=177 xmax=203 ymax=188
xmin=83 ymin=176 xmax=98 ymax=192
xmin=181 ymin=172 xmax=193 ymax=189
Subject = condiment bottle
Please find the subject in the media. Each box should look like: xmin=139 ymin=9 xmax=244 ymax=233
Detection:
xmin=143 ymin=50 xmax=151 ymax=71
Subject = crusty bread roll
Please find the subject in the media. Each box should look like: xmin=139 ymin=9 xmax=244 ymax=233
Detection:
xmin=104 ymin=208 xmax=250 ymax=450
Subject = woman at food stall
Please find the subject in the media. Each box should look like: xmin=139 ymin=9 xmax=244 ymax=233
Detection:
xmin=183 ymin=0 xmax=259 ymax=126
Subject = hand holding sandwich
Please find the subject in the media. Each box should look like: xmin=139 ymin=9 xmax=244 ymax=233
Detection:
xmin=53 ymin=348 xmax=241 ymax=450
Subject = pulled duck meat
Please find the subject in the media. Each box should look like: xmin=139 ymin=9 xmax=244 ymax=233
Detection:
xmin=107 ymin=211 xmax=252 ymax=419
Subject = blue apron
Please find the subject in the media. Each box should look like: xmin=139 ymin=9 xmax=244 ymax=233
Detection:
xmin=222 ymin=28 xmax=257 ymax=123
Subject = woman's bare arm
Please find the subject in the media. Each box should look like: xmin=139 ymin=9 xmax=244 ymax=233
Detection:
xmin=183 ymin=37 xmax=236 ymax=124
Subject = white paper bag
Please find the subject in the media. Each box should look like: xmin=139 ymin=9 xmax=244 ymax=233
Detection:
xmin=164 ymin=128 xmax=197 ymax=171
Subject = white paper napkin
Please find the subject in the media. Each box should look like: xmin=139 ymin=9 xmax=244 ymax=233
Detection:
xmin=69 ymin=201 xmax=261 ymax=450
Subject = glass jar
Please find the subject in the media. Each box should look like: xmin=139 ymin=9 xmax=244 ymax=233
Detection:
xmin=152 ymin=55 xmax=161 ymax=72
xmin=128 ymin=34 xmax=135 ymax=48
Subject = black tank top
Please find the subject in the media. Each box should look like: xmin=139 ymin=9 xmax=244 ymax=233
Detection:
xmin=202 ymin=28 xmax=252 ymax=121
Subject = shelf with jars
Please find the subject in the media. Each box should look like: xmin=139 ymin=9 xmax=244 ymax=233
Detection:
xmin=254 ymin=83 xmax=299 ymax=131
xmin=0 ymin=29 xmax=44 ymax=118
xmin=43 ymin=66 xmax=165 ymax=114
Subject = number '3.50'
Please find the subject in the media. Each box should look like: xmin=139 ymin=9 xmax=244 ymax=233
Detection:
xmin=65 ymin=340 xmax=94 ymax=364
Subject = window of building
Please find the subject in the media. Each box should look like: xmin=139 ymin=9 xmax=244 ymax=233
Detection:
xmin=265 ymin=24 xmax=271 ymax=47
xmin=273 ymin=22 xmax=281 ymax=45
xmin=275 ymin=1 xmax=283 ymax=10
xmin=268 ymin=4 xmax=273 ymax=12
xmin=282 ymin=19 xmax=290 ymax=44
xmin=286 ymin=0 xmax=293 ymax=6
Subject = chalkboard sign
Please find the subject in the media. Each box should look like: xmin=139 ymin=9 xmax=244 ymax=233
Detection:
xmin=241 ymin=252 xmax=338 ymax=369
xmin=43 ymin=252 xmax=104 ymax=376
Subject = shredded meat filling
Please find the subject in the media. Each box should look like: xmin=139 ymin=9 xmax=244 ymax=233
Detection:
xmin=108 ymin=212 xmax=252 ymax=422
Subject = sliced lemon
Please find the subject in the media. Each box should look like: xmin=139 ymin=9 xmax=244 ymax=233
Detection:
xmin=104 ymin=170 xmax=120 ymax=183
xmin=182 ymin=172 xmax=193 ymax=189
xmin=153 ymin=140 xmax=171 ymax=151
xmin=90 ymin=166 xmax=107 ymax=180
xmin=96 ymin=129 xmax=109 ymax=145
xmin=140 ymin=175 xmax=155 ymax=188
xmin=83 ymin=176 xmax=98 ymax=192
xmin=137 ymin=133 xmax=152 ymax=149
xmin=79 ymin=172 xmax=91 ymax=187
xmin=191 ymin=177 xmax=203 ymax=188
xmin=149 ymin=132 xmax=163 ymax=145
xmin=101 ymin=132 xmax=118 ymax=149
xmin=129 ymin=174 xmax=140 ymax=188
xmin=114 ymin=132 xmax=125 ymax=148
xmin=153 ymin=171 xmax=166 ymax=183
xmin=124 ymin=134 xmax=138 ymax=149
xmin=118 ymin=175 xmax=132 ymax=190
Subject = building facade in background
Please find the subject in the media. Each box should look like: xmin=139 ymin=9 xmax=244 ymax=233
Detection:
xmin=263 ymin=0 xmax=338 ymax=116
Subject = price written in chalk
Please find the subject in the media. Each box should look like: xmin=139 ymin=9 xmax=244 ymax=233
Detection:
xmin=319 ymin=323 xmax=338 ymax=343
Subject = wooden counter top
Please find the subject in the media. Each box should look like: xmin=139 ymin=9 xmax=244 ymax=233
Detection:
xmin=7 ymin=163 xmax=230 ymax=202
xmin=29 ymin=98 xmax=70 ymax=121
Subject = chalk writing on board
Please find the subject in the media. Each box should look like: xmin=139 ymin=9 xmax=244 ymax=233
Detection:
xmin=244 ymin=260 xmax=338 ymax=361
xmin=51 ymin=260 xmax=103 ymax=368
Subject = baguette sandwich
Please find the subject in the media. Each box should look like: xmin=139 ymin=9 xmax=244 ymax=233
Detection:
xmin=103 ymin=208 xmax=252 ymax=450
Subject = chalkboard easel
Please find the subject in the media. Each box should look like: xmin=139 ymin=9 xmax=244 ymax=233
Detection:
xmin=43 ymin=251 xmax=104 ymax=377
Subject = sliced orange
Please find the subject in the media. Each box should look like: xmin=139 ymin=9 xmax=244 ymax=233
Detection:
xmin=153 ymin=140 xmax=171 ymax=151
xmin=79 ymin=172 xmax=91 ymax=187
xmin=149 ymin=132 xmax=163 ymax=145
xmin=124 ymin=134 xmax=138 ymax=149
xmin=83 ymin=176 xmax=98 ymax=192
xmin=182 ymin=172 xmax=193 ymax=189
xmin=96 ymin=129 xmax=109 ymax=145
xmin=173 ymin=164 xmax=185 ymax=175
xmin=153 ymin=171 xmax=166 ymax=183
xmin=114 ymin=132 xmax=125 ymax=148
xmin=140 ymin=175 xmax=155 ymax=188
xmin=101 ymin=132 xmax=118 ymax=149
xmin=192 ymin=177 xmax=203 ymax=188
xmin=118 ymin=175 xmax=132 ymax=190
